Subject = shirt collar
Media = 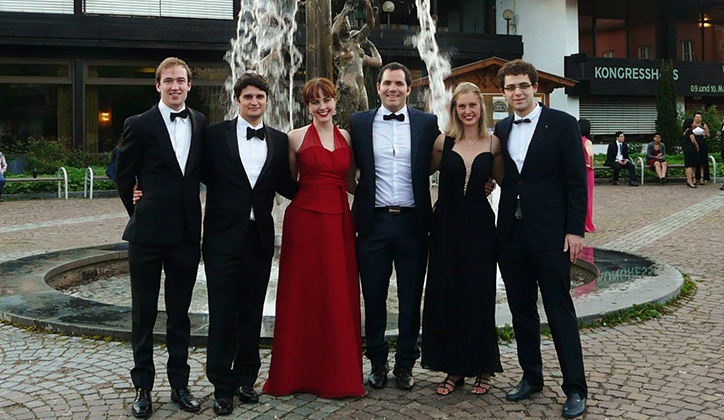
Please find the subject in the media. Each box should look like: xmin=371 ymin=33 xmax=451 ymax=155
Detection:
xmin=513 ymin=102 xmax=541 ymax=122
xmin=237 ymin=116 xmax=264 ymax=132
xmin=380 ymin=105 xmax=409 ymax=119
xmin=158 ymin=101 xmax=187 ymax=124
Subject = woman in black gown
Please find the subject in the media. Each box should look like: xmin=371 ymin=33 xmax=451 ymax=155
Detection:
xmin=693 ymin=111 xmax=710 ymax=184
xmin=682 ymin=117 xmax=700 ymax=188
xmin=423 ymin=82 xmax=505 ymax=396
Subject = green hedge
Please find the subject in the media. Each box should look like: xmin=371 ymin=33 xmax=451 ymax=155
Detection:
xmin=3 ymin=166 xmax=116 ymax=195
xmin=593 ymin=152 xmax=723 ymax=179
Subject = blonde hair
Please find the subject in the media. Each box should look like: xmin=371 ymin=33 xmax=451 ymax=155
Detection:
xmin=155 ymin=57 xmax=192 ymax=83
xmin=447 ymin=82 xmax=487 ymax=141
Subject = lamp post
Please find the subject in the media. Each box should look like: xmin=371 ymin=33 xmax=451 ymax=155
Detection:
xmin=502 ymin=9 xmax=514 ymax=35
xmin=382 ymin=1 xmax=395 ymax=29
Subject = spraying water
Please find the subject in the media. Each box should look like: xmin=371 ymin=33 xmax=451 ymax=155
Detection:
xmin=224 ymin=0 xmax=303 ymax=132
xmin=408 ymin=0 xmax=452 ymax=132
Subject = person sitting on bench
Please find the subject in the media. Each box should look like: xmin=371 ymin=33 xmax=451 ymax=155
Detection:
xmin=604 ymin=131 xmax=639 ymax=186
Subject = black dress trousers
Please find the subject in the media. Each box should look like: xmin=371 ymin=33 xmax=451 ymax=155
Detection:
xmin=204 ymin=222 xmax=272 ymax=399
xmin=498 ymin=220 xmax=587 ymax=398
xmin=128 ymin=228 xmax=200 ymax=391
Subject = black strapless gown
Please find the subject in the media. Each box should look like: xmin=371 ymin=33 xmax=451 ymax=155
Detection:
xmin=422 ymin=136 xmax=503 ymax=376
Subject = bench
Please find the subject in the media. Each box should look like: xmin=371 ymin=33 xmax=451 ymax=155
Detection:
xmin=4 ymin=168 xmax=68 ymax=199
xmin=594 ymin=156 xmax=717 ymax=185
xmin=83 ymin=167 xmax=112 ymax=199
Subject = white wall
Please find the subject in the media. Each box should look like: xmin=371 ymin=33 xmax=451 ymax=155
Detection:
xmin=496 ymin=0 xmax=580 ymax=117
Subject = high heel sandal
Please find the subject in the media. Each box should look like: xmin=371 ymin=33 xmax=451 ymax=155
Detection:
xmin=687 ymin=182 xmax=697 ymax=188
xmin=436 ymin=375 xmax=465 ymax=396
xmin=472 ymin=373 xmax=491 ymax=395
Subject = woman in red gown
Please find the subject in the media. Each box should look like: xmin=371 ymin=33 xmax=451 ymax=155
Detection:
xmin=263 ymin=78 xmax=364 ymax=397
xmin=579 ymin=119 xmax=596 ymax=233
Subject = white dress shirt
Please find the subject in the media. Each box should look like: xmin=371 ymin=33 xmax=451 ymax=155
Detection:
xmin=237 ymin=117 xmax=268 ymax=221
xmin=373 ymin=105 xmax=415 ymax=208
xmin=508 ymin=102 xmax=542 ymax=174
xmin=615 ymin=141 xmax=624 ymax=162
xmin=158 ymin=101 xmax=191 ymax=175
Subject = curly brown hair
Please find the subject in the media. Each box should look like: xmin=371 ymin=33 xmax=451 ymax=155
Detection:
xmin=496 ymin=59 xmax=539 ymax=88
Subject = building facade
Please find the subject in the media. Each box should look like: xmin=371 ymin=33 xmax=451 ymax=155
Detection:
xmin=2 ymin=0 xmax=720 ymax=151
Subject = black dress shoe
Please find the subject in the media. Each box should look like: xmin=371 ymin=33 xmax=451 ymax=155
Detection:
xmin=131 ymin=388 xmax=152 ymax=418
xmin=719 ymin=184 xmax=724 ymax=190
xmin=393 ymin=365 xmax=415 ymax=390
xmin=506 ymin=379 xmax=543 ymax=401
xmin=235 ymin=386 xmax=259 ymax=403
xmin=562 ymin=393 xmax=587 ymax=418
xmin=171 ymin=387 xmax=201 ymax=412
xmin=368 ymin=363 xmax=389 ymax=389
xmin=612 ymin=179 xmax=619 ymax=185
xmin=629 ymin=180 xmax=639 ymax=186
xmin=213 ymin=398 xmax=234 ymax=415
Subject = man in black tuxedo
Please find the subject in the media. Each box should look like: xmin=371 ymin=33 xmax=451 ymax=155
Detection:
xmin=201 ymin=73 xmax=298 ymax=415
xmin=493 ymin=60 xmax=588 ymax=419
xmin=116 ymin=57 xmax=205 ymax=418
xmin=604 ymin=131 xmax=639 ymax=186
xmin=349 ymin=62 xmax=440 ymax=390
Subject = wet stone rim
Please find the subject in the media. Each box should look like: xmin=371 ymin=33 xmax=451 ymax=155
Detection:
xmin=0 ymin=244 xmax=684 ymax=346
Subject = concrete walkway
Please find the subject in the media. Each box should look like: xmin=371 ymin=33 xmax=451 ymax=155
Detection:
xmin=0 ymin=183 xmax=722 ymax=419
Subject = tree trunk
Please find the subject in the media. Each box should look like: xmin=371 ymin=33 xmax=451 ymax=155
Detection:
xmin=306 ymin=0 xmax=333 ymax=81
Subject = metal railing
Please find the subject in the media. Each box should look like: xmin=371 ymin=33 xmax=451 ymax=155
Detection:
xmin=57 ymin=167 xmax=68 ymax=199
xmin=709 ymin=155 xmax=717 ymax=184
xmin=636 ymin=157 xmax=645 ymax=185
xmin=84 ymin=167 xmax=112 ymax=199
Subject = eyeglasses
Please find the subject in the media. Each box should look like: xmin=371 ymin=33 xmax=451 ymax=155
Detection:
xmin=502 ymin=83 xmax=533 ymax=92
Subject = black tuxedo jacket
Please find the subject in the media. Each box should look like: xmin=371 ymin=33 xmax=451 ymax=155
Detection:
xmin=201 ymin=118 xmax=298 ymax=258
xmin=350 ymin=107 xmax=440 ymax=236
xmin=494 ymin=104 xmax=587 ymax=251
xmin=604 ymin=141 xmax=630 ymax=166
xmin=116 ymin=104 xmax=206 ymax=246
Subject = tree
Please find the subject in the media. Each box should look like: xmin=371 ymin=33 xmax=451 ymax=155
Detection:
xmin=655 ymin=60 xmax=679 ymax=149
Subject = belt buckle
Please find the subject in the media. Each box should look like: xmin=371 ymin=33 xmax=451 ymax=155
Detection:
xmin=388 ymin=206 xmax=402 ymax=215
xmin=514 ymin=200 xmax=523 ymax=220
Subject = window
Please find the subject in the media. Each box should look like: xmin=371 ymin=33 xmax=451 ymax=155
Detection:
xmin=638 ymin=45 xmax=651 ymax=59
xmin=84 ymin=61 xmax=229 ymax=152
xmin=0 ymin=59 xmax=73 ymax=149
xmin=681 ymin=40 xmax=695 ymax=61
xmin=0 ymin=0 xmax=73 ymax=14
xmin=603 ymin=50 xmax=615 ymax=58
xmin=84 ymin=0 xmax=234 ymax=20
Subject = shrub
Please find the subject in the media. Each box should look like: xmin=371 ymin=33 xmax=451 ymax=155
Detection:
xmin=3 ymin=166 xmax=115 ymax=195
xmin=2 ymin=137 xmax=112 ymax=175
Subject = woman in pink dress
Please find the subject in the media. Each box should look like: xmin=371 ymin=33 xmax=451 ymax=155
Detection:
xmin=263 ymin=78 xmax=364 ymax=398
xmin=579 ymin=119 xmax=595 ymax=232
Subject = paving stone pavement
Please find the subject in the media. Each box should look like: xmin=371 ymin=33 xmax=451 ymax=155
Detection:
xmin=0 ymin=183 xmax=723 ymax=419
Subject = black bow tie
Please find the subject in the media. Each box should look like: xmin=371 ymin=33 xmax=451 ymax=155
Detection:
xmin=170 ymin=109 xmax=189 ymax=122
xmin=247 ymin=126 xmax=266 ymax=140
xmin=513 ymin=118 xmax=531 ymax=125
xmin=383 ymin=113 xmax=405 ymax=122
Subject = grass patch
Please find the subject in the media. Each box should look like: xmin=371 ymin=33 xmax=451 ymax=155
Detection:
xmin=510 ymin=274 xmax=697 ymax=341
xmin=580 ymin=274 xmax=696 ymax=330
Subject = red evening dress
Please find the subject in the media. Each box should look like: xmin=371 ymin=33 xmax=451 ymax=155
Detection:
xmin=262 ymin=124 xmax=365 ymax=398
xmin=583 ymin=136 xmax=596 ymax=232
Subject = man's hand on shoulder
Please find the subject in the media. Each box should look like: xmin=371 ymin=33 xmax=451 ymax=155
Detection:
xmin=563 ymin=234 xmax=583 ymax=263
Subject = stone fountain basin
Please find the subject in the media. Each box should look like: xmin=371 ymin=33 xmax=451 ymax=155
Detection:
xmin=0 ymin=244 xmax=684 ymax=345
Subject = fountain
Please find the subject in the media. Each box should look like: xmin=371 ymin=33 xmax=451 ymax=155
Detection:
xmin=409 ymin=0 xmax=452 ymax=132
xmin=0 ymin=2 xmax=686 ymax=343
xmin=224 ymin=0 xmax=303 ymax=132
